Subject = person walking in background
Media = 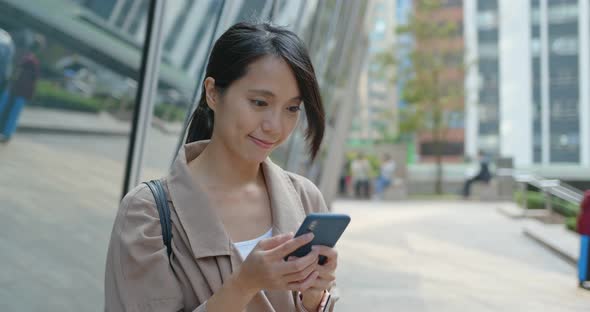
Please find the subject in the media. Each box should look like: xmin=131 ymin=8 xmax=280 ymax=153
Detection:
xmin=0 ymin=35 xmax=42 ymax=143
xmin=0 ymin=29 xmax=14 ymax=90
xmin=462 ymin=150 xmax=491 ymax=198
xmin=577 ymin=190 xmax=590 ymax=289
xmin=374 ymin=154 xmax=396 ymax=200
xmin=338 ymin=159 xmax=351 ymax=197
xmin=351 ymin=153 xmax=371 ymax=199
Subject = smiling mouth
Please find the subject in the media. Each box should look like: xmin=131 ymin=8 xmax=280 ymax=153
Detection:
xmin=248 ymin=135 xmax=275 ymax=149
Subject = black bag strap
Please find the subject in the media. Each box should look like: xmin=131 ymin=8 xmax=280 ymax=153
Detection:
xmin=143 ymin=179 xmax=173 ymax=259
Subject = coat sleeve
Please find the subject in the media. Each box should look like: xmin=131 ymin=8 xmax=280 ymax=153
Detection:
xmin=288 ymin=174 xmax=340 ymax=312
xmin=104 ymin=185 xmax=208 ymax=312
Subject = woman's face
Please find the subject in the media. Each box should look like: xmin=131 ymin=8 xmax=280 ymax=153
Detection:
xmin=206 ymin=55 xmax=302 ymax=164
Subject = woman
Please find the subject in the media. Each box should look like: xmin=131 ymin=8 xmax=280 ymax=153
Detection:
xmin=105 ymin=22 xmax=338 ymax=311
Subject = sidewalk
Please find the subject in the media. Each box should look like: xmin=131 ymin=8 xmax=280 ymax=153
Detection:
xmin=335 ymin=200 xmax=590 ymax=312
xmin=17 ymin=107 xmax=183 ymax=136
xmin=498 ymin=203 xmax=580 ymax=265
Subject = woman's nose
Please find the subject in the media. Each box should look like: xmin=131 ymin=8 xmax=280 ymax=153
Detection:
xmin=261 ymin=110 xmax=281 ymax=133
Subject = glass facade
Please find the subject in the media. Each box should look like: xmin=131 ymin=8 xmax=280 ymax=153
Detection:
xmin=531 ymin=0 xmax=542 ymax=163
xmin=548 ymin=0 xmax=579 ymax=163
xmin=0 ymin=0 xmax=368 ymax=309
xmin=476 ymin=0 xmax=500 ymax=154
xmin=0 ymin=0 xmax=150 ymax=309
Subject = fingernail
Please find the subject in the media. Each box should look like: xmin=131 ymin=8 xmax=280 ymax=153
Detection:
xmin=312 ymin=246 xmax=319 ymax=251
xmin=305 ymin=233 xmax=314 ymax=239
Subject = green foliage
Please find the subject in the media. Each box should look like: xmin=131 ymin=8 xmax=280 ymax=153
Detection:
xmin=552 ymin=198 xmax=580 ymax=218
xmin=31 ymin=80 xmax=110 ymax=113
xmin=366 ymin=154 xmax=381 ymax=178
xmin=344 ymin=152 xmax=381 ymax=178
xmin=375 ymin=0 xmax=467 ymax=194
xmin=513 ymin=190 xmax=581 ymax=216
xmin=377 ymin=0 xmax=465 ymax=136
xmin=513 ymin=190 xmax=546 ymax=210
xmin=398 ymin=107 xmax=425 ymax=135
xmin=31 ymin=80 xmax=186 ymax=123
xmin=154 ymin=103 xmax=185 ymax=122
xmin=565 ymin=217 xmax=577 ymax=232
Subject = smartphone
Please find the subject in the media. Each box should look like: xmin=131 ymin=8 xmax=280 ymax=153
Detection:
xmin=285 ymin=213 xmax=351 ymax=265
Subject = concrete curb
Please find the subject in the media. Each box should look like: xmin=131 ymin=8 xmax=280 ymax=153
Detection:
xmin=524 ymin=229 xmax=577 ymax=266
xmin=496 ymin=204 xmax=579 ymax=266
xmin=497 ymin=204 xmax=551 ymax=219
xmin=497 ymin=204 xmax=526 ymax=219
xmin=16 ymin=125 xmax=129 ymax=137
xmin=522 ymin=220 xmax=579 ymax=266
xmin=16 ymin=120 xmax=182 ymax=137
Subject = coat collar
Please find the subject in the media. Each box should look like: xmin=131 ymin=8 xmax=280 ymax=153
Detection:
xmin=166 ymin=140 xmax=306 ymax=260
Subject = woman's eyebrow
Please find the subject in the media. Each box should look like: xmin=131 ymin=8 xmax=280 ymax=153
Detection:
xmin=248 ymin=89 xmax=275 ymax=97
xmin=248 ymin=89 xmax=301 ymax=101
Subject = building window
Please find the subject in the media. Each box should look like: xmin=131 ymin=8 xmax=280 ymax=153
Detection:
xmin=550 ymin=36 xmax=578 ymax=55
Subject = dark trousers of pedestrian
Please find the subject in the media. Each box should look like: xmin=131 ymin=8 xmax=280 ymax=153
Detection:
xmin=462 ymin=175 xmax=490 ymax=198
xmin=339 ymin=176 xmax=347 ymax=196
xmin=355 ymin=180 xmax=370 ymax=199
xmin=579 ymin=235 xmax=590 ymax=288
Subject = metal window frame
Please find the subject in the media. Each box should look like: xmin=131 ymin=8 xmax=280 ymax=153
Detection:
xmin=172 ymin=0 xmax=227 ymax=165
xmin=122 ymin=0 xmax=166 ymax=197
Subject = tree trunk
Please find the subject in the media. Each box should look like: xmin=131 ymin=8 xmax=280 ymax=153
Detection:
xmin=433 ymin=108 xmax=443 ymax=194
xmin=435 ymin=139 xmax=443 ymax=194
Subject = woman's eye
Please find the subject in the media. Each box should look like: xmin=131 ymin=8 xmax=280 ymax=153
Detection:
xmin=250 ymin=99 xmax=267 ymax=107
xmin=288 ymin=106 xmax=301 ymax=113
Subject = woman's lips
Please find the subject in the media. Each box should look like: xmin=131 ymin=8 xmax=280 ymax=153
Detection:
xmin=248 ymin=135 xmax=275 ymax=149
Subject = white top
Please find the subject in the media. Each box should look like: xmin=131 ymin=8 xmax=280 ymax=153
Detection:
xmin=233 ymin=228 xmax=273 ymax=260
xmin=351 ymin=159 xmax=371 ymax=180
xmin=380 ymin=160 xmax=396 ymax=178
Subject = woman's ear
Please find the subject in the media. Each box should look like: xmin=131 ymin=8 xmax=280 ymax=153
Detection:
xmin=204 ymin=77 xmax=217 ymax=111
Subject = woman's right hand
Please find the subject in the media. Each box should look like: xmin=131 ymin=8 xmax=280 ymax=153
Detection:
xmin=236 ymin=232 xmax=320 ymax=293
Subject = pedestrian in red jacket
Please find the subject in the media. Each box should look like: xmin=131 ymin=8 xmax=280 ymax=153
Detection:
xmin=577 ymin=190 xmax=590 ymax=289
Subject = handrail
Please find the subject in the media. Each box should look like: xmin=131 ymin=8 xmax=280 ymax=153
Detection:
xmin=505 ymin=169 xmax=584 ymax=217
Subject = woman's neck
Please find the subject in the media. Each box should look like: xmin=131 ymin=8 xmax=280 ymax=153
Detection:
xmin=188 ymin=138 xmax=263 ymax=189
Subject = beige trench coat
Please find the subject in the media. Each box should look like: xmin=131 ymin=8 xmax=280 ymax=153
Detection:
xmin=104 ymin=141 xmax=339 ymax=311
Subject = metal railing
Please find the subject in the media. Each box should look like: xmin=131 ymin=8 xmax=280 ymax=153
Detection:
xmin=510 ymin=171 xmax=584 ymax=216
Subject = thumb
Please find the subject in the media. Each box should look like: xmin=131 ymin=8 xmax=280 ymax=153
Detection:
xmin=257 ymin=232 xmax=293 ymax=250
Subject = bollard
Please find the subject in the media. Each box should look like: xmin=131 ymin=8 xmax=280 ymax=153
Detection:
xmin=577 ymin=190 xmax=590 ymax=289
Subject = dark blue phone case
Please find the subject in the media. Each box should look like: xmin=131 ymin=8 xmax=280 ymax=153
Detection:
xmin=286 ymin=213 xmax=350 ymax=264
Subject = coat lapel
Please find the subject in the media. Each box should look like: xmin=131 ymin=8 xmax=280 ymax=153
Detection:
xmin=167 ymin=141 xmax=232 ymax=260
xmin=261 ymin=158 xmax=307 ymax=236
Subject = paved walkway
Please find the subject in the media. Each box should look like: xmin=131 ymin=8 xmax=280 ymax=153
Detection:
xmin=0 ymin=136 xmax=589 ymax=311
xmin=334 ymin=200 xmax=590 ymax=312
xmin=18 ymin=107 xmax=183 ymax=136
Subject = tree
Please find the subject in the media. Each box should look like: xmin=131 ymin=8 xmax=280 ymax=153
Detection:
xmin=377 ymin=0 xmax=465 ymax=194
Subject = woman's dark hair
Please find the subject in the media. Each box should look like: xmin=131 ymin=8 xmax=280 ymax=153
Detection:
xmin=186 ymin=22 xmax=325 ymax=159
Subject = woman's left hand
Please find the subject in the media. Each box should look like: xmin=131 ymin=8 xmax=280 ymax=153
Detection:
xmin=300 ymin=245 xmax=337 ymax=308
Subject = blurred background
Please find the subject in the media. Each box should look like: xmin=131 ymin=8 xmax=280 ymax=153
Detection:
xmin=0 ymin=0 xmax=589 ymax=311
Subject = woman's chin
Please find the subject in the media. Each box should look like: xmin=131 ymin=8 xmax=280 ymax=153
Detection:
xmin=241 ymin=150 xmax=271 ymax=164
